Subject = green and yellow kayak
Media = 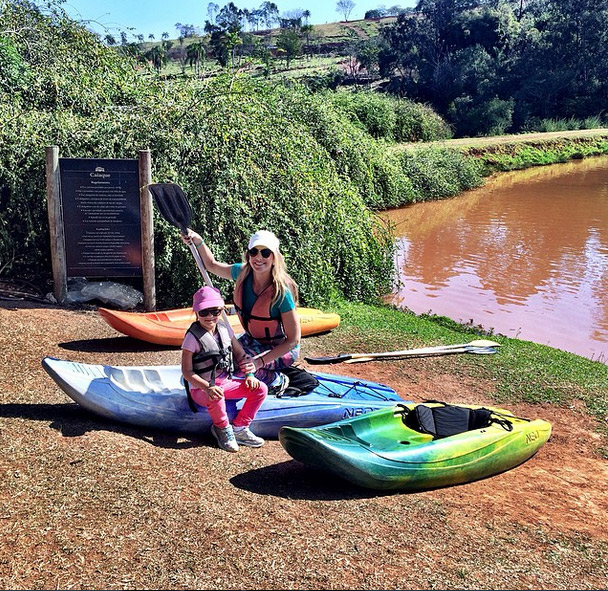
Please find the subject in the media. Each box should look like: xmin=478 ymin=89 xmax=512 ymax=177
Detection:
xmin=279 ymin=402 xmax=551 ymax=491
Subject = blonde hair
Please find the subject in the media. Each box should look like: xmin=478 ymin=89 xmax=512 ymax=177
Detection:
xmin=235 ymin=248 xmax=299 ymax=307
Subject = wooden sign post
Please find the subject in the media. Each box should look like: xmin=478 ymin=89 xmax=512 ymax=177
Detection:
xmin=45 ymin=146 xmax=156 ymax=310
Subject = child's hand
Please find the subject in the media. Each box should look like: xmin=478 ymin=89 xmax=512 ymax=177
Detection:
xmin=205 ymin=385 xmax=224 ymax=400
xmin=245 ymin=374 xmax=260 ymax=390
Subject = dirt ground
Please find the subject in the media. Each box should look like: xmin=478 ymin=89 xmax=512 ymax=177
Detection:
xmin=0 ymin=300 xmax=607 ymax=590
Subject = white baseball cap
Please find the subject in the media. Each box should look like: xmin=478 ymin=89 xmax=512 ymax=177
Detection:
xmin=248 ymin=230 xmax=280 ymax=253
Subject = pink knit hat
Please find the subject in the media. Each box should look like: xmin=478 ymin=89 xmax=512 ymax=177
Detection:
xmin=192 ymin=286 xmax=225 ymax=312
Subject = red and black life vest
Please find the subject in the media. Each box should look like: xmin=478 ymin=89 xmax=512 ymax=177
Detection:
xmin=233 ymin=279 xmax=287 ymax=346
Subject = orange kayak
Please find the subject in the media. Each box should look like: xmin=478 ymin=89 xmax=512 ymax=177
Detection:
xmin=99 ymin=306 xmax=340 ymax=347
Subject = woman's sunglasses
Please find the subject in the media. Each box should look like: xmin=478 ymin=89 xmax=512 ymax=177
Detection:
xmin=197 ymin=308 xmax=223 ymax=318
xmin=248 ymin=247 xmax=272 ymax=259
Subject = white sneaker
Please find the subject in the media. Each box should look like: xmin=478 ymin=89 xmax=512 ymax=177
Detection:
xmin=211 ymin=425 xmax=239 ymax=452
xmin=234 ymin=426 xmax=265 ymax=448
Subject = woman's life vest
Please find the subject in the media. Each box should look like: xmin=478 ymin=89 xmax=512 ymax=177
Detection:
xmin=184 ymin=322 xmax=233 ymax=412
xmin=233 ymin=279 xmax=287 ymax=346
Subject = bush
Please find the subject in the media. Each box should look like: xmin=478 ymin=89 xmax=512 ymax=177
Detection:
xmin=396 ymin=147 xmax=484 ymax=201
xmin=324 ymin=89 xmax=452 ymax=143
xmin=449 ymin=96 xmax=514 ymax=137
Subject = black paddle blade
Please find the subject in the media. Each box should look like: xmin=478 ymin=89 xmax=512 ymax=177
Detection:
xmin=303 ymin=354 xmax=353 ymax=365
xmin=148 ymin=183 xmax=192 ymax=234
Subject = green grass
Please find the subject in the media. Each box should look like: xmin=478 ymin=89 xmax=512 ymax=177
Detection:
xmin=471 ymin=139 xmax=608 ymax=172
xmin=310 ymin=299 xmax=608 ymax=454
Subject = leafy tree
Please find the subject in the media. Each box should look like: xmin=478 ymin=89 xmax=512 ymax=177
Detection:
xmin=337 ymin=0 xmax=356 ymax=21
xmin=356 ymin=37 xmax=383 ymax=80
xmin=175 ymin=23 xmax=199 ymax=38
xmin=260 ymin=1 xmax=280 ymax=29
xmin=207 ymin=2 xmax=220 ymax=23
xmin=222 ymin=30 xmax=243 ymax=68
xmin=276 ymin=28 xmax=301 ymax=67
xmin=205 ymin=2 xmax=244 ymax=66
xmin=215 ymin=2 xmax=244 ymax=32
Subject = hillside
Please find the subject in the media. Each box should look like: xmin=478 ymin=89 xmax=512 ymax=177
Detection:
xmin=140 ymin=16 xmax=397 ymax=78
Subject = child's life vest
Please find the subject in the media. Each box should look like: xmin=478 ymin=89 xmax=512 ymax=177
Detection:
xmin=184 ymin=321 xmax=234 ymax=412
xmin=233 ymin=280 xmax=287 ymax=346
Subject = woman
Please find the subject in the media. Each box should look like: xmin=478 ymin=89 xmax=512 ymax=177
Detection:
xmin=184 ymin=229 xmax=300 ymax=396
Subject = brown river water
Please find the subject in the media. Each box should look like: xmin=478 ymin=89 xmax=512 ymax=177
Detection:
xmin=382 ymin=155 xmax=608 ymax=363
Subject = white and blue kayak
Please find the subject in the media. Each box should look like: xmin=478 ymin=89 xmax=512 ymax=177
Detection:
xmin=41 ymin=357 xmax=405 ymax=438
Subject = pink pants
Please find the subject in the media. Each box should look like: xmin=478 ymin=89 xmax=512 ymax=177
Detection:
xmin=190 ymin=376 xmax=267 ymax=429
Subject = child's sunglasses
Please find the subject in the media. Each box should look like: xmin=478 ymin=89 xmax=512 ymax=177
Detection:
xmin=197 ymin=308 xmax=223 ymax=318
xmin=248 ymin=247 xmax=272 ymax=259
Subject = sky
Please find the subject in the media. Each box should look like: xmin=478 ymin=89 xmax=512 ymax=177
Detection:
xmin=62 ymin=0 xmax=415 ymax=40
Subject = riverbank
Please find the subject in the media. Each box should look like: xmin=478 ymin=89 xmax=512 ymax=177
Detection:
xmin=1 ymin=299 xmax=607 ymax=589
xmin=393 ymin=127 xmax=608 ymax=172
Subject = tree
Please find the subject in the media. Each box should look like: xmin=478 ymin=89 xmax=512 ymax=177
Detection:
xmin=357 ymin=37 xmax=382 ymax=80
xmin=222 ymin=30 xmax=243 ymax=68
xmin=175 ymin=23 xmax=199 ymax=38
xmin=204 ymin=2 xmax=244 ymax=67
xmin=186 ymin=40 xmax=207 ymax=77
xmin=276 ymin=28 xmax=302 ymax=67
xmin=215 ymin=2 xmax=244 ymax=32
xmin=260 ymin=1 xmax=280 ymax=30
xmin=301 ymin=23 xmax=314 ymax=56
xmin=336 ymin=0 xmax=356 ymax=21
xmin=145 ymin=39 xmax=172 ymax=73
xmin=207 ymin=2 xmax=220 ymax=23
xmin=365 ymin=9 xmax=386 ymax=19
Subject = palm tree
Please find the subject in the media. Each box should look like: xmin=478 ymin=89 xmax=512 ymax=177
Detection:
xmin=186 ymin=41 xmax=207 ymax=77
xmin=146 ymin=45 xmax=167 ymax=73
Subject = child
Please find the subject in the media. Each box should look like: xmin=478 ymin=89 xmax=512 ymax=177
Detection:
xmin=181 ymin=286 xmax=267 ymax=452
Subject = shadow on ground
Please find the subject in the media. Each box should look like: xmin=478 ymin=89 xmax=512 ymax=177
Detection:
xmin=230 ymin=460 xmax=391 ymax=501
xmin=58 ymin=336 xmax=177 ymax=353
xmin=0 ymin=402 xmax=201 ymax=449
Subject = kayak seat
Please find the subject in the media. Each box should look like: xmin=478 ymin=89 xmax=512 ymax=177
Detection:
xmin=401 ymin=402 xmax=508 ymax=440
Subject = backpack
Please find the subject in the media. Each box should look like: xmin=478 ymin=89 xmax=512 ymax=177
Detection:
xmin=402 ymin=401 xmax=513 ymax=439
xmin=277 ymin=365 xmax=320 ymax=398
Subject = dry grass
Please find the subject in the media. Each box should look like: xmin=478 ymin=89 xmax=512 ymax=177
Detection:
xmin=1 ymin=301 xmax=607 ymax=589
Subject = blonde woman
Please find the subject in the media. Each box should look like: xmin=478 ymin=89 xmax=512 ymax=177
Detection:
xmin=183 ymin=229 xmax=300 ymax=396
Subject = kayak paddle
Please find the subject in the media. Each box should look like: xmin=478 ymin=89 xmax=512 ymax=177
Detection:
xmin=304 ymin=339 xmax=501 ymax=365
xmin=148 ymin=182 xmax=232 ymax=325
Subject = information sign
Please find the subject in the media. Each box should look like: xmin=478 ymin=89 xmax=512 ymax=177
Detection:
xmin=59 ymin=158 xmax=142 ymax=277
